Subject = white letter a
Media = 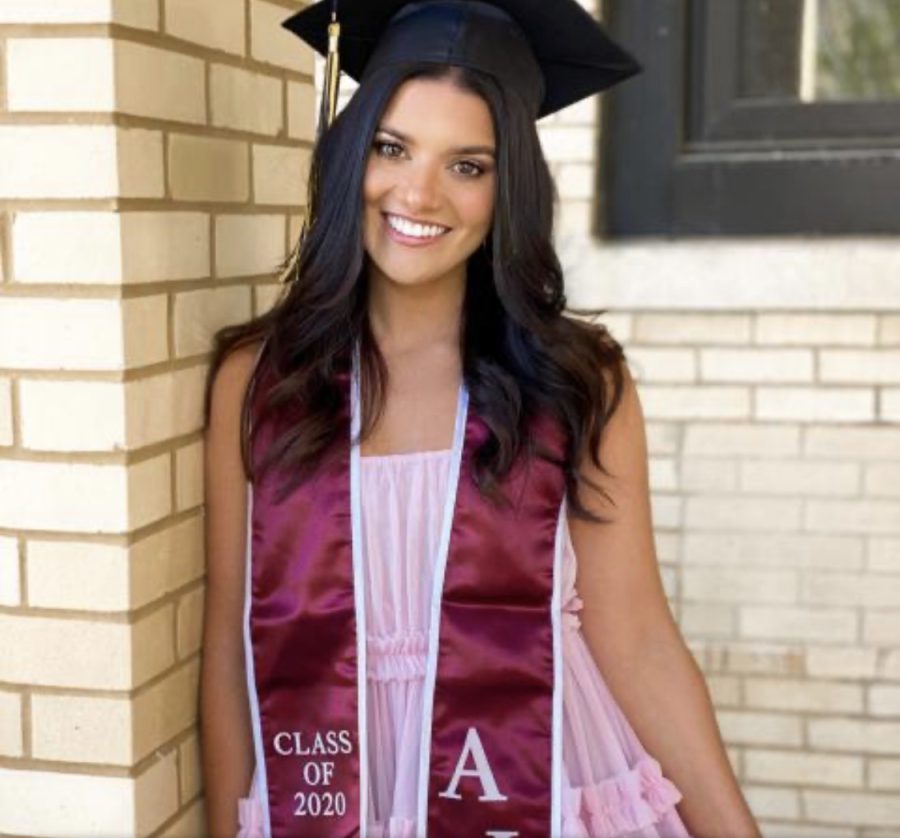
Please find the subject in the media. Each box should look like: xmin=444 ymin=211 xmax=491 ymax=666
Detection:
xmin=437 ymin=726 xmax=508 ymax=802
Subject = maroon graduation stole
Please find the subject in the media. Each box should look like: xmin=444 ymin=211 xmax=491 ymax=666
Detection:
xmin=244 ymin=347 xmax=568 ymax=837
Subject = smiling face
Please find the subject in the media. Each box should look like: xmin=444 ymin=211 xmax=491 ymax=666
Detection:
xmin=362 ymin=74 xmax=497 ymax=291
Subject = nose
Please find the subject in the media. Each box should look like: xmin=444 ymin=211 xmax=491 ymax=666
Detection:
xmin=397 ymin=161 xmax=441 ymax=214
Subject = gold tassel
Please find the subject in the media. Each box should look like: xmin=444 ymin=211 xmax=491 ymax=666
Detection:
xmin=317 ymin=0 xmax=342 ymax=139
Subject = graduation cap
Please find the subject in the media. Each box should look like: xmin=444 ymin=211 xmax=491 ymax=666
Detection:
xmin=281 ymin=0 xmax=643 ymax=136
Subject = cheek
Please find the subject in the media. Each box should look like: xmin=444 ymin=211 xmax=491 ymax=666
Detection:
xmin=455 ymin=184 xmax=495 ymax=231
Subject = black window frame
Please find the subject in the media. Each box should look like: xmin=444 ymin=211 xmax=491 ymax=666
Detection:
xmin=599 ymin=0 xmax=900 ymax=237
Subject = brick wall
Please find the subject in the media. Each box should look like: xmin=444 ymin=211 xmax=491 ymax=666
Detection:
xmin=0 ymin=1 xmax=310 ymax=834
xmin=550 ymin=3 xmax=900 ymax=835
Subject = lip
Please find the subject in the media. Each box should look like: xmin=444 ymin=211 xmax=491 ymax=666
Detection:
xmin=382 ymin=212 xmax=451 ymax=248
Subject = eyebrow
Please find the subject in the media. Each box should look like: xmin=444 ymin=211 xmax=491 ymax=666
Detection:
xmin=376 ymin=125 xmax=496 ymax=158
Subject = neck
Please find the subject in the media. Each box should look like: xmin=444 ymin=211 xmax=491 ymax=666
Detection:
xmin=366 ymin=262 xmax=466 ymax=357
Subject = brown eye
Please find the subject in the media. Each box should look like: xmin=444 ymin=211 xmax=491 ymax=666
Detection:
xmin=454 ymin=160 xmax=485 ymax=178
xmin=374 ymin=140 xmax=403 ymax=158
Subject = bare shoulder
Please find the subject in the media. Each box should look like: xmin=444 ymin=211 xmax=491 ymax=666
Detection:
xmin=208 ymin=339 xmax=266 ymax=427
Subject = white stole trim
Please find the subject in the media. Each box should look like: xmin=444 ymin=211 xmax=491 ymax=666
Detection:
xmin=550 ymin=495 xmax=567 ymax=836
xmin=415 ymin=380 xmax=470 ymax=835
xmin=349 ymin=351 xmax=370 ymax=836
xmin=244 ymin=480 xmax=273 ymax=838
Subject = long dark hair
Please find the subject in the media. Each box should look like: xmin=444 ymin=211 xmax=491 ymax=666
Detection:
xmin=203 ymin=60 xmax=627 ymax=524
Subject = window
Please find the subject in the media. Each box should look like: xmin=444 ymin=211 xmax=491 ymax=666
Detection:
xmin=600 ymin=0 xmax=900 ymax=236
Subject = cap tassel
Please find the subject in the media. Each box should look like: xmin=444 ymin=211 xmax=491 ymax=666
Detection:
xmin=316 ymin=0 xmax=341 ymax=141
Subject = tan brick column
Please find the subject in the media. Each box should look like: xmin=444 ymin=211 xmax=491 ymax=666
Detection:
xmin=0 ymin=1 xmax=313 ymax=834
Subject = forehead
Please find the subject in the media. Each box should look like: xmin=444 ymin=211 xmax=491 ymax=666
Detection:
xmin=379 ymin=76 xmax=495 ymax=144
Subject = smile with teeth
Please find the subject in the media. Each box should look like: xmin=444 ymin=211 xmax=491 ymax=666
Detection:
xmin=385 ymin=213 xmax=450 ymax=239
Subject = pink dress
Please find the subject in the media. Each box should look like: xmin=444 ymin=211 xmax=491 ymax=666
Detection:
xmin=238 ymin=449 xmax=692 ymax=837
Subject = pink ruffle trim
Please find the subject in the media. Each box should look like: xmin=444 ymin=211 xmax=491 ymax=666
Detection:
xmin=562 ymin=755 xmax=684 ymax=838
xmin=237 ymin=755 xmax=681 ymax=838
xmin=367 ymin=631 xmax=428 ymax=682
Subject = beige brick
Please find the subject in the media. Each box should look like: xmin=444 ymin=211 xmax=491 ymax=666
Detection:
xmin=806 ymin=646 xmax=878 ymax=679
xmin=0 ymin=455 xmax=170 ymax=533
xmin=131 ymin=515 xmax=206 ymax=610
xmin=169 ymin=134 xmax=249 ymax=202
xmin=805 ymin=426 xmax=900 ymax=461
xmin=756 ymin=386 xmax=874 ymax=423
xmin=640 ymin=385 xmax=750 ymax=420
xmin=683 ymin=567 xmax=797 ymax=605
xmin=27 ymin=516 xmax=203 ymax=613
xmin=648 ymin=456 xmax=678 ymax=491
xmin=756 ymin=313 xmax=877 ymax=346
xmin=174 ymin=285 xmax=253 ymax=357
xmin=705 ymin=674 xmax=741 ymax=706
xmin=126 ymin=364 xmax=209 ymax=447
xmin=215 ymin=214 xmax=286 ymax=278
xmin=745 ymin=677 xmax=863 ymax=714
xmin=866 ymin=612 xmax=900 ymax=645
xmin=0 ymin=691 xmax=23 ymax=757
xmin=679 ymin=603 xmax=734 ymax=639
xmin=870 ymin=758 xmax=900 ymax=790
xmin=869 ymin=538 xmax=900 ymax=572
xmin=133 ymin=660 xmax=199 ymax=761
xmin=32 ymin=693 xmax=131 ymax=764
xmin=0 ymin=606 xmax=171 ymax=689
xmin=821 ymin=349 xmax=900 ymax=384
xmin=28 ymin=540 xmax=128 ymax=611
xmin=680 ymin=457 xmax=738 ymax=492
xmin=251 ymin=0 xmax=314 ymax=74
xmin=12 ymin=211 xmax=209 ymax=285
xmin=159 ymin=798 xmax=206 ymax=838
xmin=716 ymin=710 xmax=803 ymax=747
xmin=0 ymin=767 xmax=134 ymax=836
xmin=880 ymin=649 xmax=900 ymax=680
xmin=0 ymin=0 xmax=158 ymax=27
xmin=176 ymin=586 xmax=204 ymax=658
xmin=740 ymin=605 xmax=857 ymax=644
xmin=0 ymin=126 xmax=162 ymax=199
xmin=0 ymin=296 xmax=165 ymax=371
xmin=745 ymin=748 xmax=863 ymax=788
xmin=743 ymin=823 xmax=852 ymax=838
xmin=6 ymin=38 xmax=114 ymax=111
xmin=866 ymin=464 xmax=900 ymax=497
xmin=634 ymin=313 xmax=752 ymax=345
xmin=0 ymin=377 xmax=10 ymax=446
xmin=0 ymin=536 xmax=21 ymax=606
xmin=801 ymin=789 xmax=900 ymax=828
xmin=743 ymin=784 xmax=800 ymax=820
xmin=870 ymin=684 xmax=900 ymax=717
xmin=806 ymin=499 xmax=900 ymax=536
xmin=683 ymin=532 xmax=863 ymax=571
xmin=137 ymin=750 xmax=181 ymax=836
xmin=801 ymin=573 xmax=900 ymax=608
xmin=20 ymin=379 xmax=126 ymax=451
xmin=683 ymin=422 xmax=800 ymax=458
xmin=625 ymin=347 xmax=695 ymax=382
xmin=808 ymin=718 xmax=900 ymax=754
xmin=9 ymin=39 xmax=205 ymax=122
xmin=175 ymin=440 xmax=204 ymax=512
xmin=179 ymin=730 xmax=202 ymax=801
xmin=211 ymin=64 xmax=283 ymax=136
xmin=883 ymin=388 xmax=900 ymax=422
xmin=686 ymin=496 xmax=800 ymax=532
xmin=253 ymin=143 xmax=309 ymax=205
xmin=701 ymin=348 xmax=814 ymax=383
xmin=256 ymin=280 xmax=286 ymax=314
xmin=723 ymin=643 xmax=805 ymax=677
xmin=883 ymin=315 xmax=900 ymax=345
xmin=165 ymin=0 xmax=245 ymax=55
xmin=287 ymin=80 xmax=316 ymax=141
xmin=741 ymin=460 xmax=859 ymax=496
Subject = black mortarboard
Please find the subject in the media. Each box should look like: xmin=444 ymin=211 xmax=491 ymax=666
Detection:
xmin=281 ymin=0 xmax=643 ymax=131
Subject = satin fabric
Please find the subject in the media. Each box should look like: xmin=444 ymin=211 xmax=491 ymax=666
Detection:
xmin=246 ymin=349 xmax=567 ymax=836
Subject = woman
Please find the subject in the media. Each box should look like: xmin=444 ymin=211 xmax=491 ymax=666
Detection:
xmin=200 ymin=1 xmax=761 ymax=836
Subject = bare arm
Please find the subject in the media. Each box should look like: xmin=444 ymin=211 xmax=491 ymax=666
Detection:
xmin=200 ymin=342 xmax=262 ymax=837
xmin=569 ymin=361 xmax=761 ymax=838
